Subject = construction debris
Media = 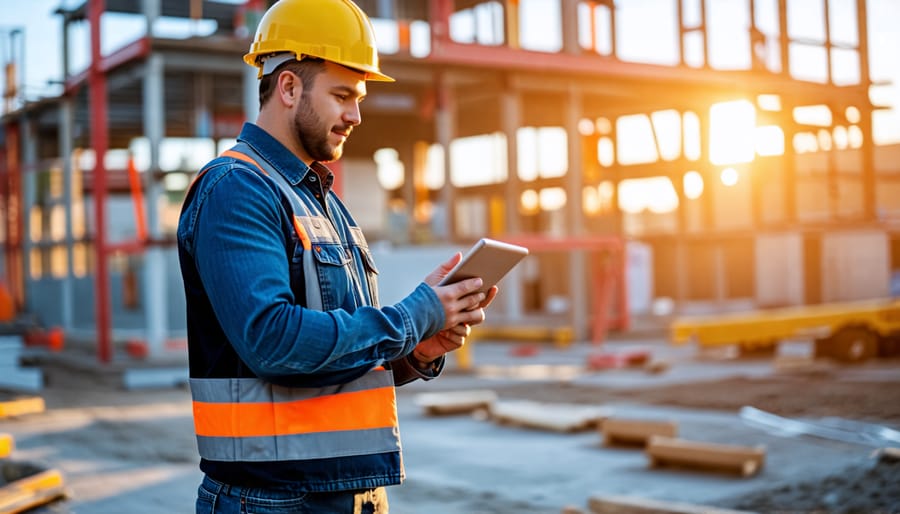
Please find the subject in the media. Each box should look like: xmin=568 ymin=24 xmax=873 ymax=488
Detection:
xmin=587 ymin=494 xmax=756 ymax=514
xmin=414 ymin=390 xmax=498 ymax=416
xmin=490 ymin=400 xmax=611 ymax=433
xmin=646 ymin=436 xmax=765 ymax=477
xmin=601 ymin=418 xmax=678 ymax=447
xmin=740 ymin=406 xmax=900 ymax=448
xmin=0 ymin=433 xmax=67 ymax=513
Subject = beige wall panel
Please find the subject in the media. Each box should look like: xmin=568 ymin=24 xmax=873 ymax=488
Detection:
xmin=821 ymin=230 xmax=890 ymax=302
xmin=755 ymin=232 xmax=804 ymax=307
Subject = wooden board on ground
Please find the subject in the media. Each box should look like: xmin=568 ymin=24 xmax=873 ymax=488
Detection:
xmin=0 ymin=397 xmax=45 ymax=420
xmin=490 ymin=400 xmax=612 ymax=433
xmin=772 ymin=355 xmax=833 ymax=375
xmin=0 ymin=435 xmax=12 ymax=459
xmin=414 ymin=390 xmax=498 ymax=416
xmin=602 ymin=418 xmax=678 ymax=447
xmin=646 ymin=436 xmax=765 ymax=477
xmin=588 ymin=494 xmax=757 ymax=514
xmin=0 ymin=462 xmax=66 ymax=514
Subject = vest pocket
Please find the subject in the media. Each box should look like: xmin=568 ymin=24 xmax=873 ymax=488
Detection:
xmin=311 ymin=244 xmax=352 ymax=309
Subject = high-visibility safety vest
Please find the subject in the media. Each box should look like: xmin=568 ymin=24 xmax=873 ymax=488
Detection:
xmin=187 ymin=143 xmax=400 ymax=463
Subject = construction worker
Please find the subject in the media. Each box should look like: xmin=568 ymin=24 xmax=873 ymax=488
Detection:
xmin=177 ymin=1 xmax=497 ymax=512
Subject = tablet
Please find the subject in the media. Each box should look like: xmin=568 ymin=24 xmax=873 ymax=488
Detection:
xmin=438 ymin=238 xmax=529 ymax=295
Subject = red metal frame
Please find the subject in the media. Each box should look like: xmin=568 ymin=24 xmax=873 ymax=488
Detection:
xmin=507 ymin=235 xmax=630 ymax=344
xmin=1 ymin=123 xmax=23 ymax=310
xmin=89 ymin=0 xmax=112 ymax=363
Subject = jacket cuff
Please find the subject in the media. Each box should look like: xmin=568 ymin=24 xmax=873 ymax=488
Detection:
xmin=390 ymin=354 xmax=446 ymax=386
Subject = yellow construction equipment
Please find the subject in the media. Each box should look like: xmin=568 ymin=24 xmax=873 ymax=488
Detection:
xmin=671 ymin=298 xmax=900 ymax=362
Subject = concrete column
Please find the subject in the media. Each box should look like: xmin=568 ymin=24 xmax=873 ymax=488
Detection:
xmin=398 ymin=141 xmax=415 ymax=242
xmin=376 ymin=0 xmax=394 ymax=18
xmin=856 ymin=0 xmax=876 ymax=220
xmin=561 ymin=0 xmax=580 ymax=54
xmin=435 ymin=75 xmax=456 ymax=240
xmin=20 ymin=117 xmax=36 ymax=310
xmin=59 ymin=99 xmax=74 ymax=331
xmin=500 ymin=87 xmax=523 ymax=319
xmin=565 ymin=85 xmax=588 ymax=341
xmin=142 ymin=52 xmax=167 ymax=358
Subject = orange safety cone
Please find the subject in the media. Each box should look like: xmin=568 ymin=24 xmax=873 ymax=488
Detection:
xmin=23 ymin=327 xmax=65 ymax=352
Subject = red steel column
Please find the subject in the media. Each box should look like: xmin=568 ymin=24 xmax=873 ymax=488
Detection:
xmin=89 ymin=0 xmax=112 ymax=363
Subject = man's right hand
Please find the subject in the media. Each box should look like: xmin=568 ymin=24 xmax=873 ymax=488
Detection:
xmin=424 ymin=253 xmax=489 ymax=330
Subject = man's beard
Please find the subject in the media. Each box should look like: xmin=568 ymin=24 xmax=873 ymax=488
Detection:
xmin=292 ymin=93 xmax=348 ymax=162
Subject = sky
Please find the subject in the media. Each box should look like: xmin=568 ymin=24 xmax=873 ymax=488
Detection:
xmin=0 ymin=0 xmax=898 ymax=146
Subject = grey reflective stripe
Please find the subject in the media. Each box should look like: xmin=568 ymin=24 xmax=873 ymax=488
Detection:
xmin=197 ymin=427 xmax=401 ymax=462
xmin=189 ymin=369 xmax=393 ymax=404
xmin=348 ymin=226 xmax=367 ymax=248
xmin=297 ymin=215 xmax=341 ymax=245
xmin=303 ymin=249 xmax=324 ymax=311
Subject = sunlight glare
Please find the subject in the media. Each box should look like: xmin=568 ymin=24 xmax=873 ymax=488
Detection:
xmin=720 ymin=167 xmax=739 ymax=186
xmin=710 ymin=100 xmax=755 ymax=165
xmin=683 ymin=171 xmax=704 ymax=199
xmin=618 ymin=177 xmax=679 ymax=214
xmin=755 ymin=126 xmax=785 ymax=156
xmin=540 ymin=188 xmax=567 ymax=211
xmin=374 ymin=148 xmax=404 ymax=190
xmin=833 ymin=126 xmax=849 ymax=149
xmin=598 ymin=137 xmax=615 ymax=167
xmin=757 ymin=94 xmax=782 ymax=111
xmin=520 ymin=190 xmax=540 ymax=214
xmin=683 ymin=112 xmax=701 ymax=161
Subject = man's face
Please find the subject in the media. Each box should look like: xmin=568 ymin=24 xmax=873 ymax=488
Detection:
xmin=292 ymin=61 xmax=367 ymax=163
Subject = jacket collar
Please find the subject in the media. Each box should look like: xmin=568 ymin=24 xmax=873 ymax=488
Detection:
xmin=236 ymin=122 xmax=335 ymax=193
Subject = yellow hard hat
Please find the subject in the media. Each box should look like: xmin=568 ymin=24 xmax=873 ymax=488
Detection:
xmin=244 ymin=0 xmax=394 ymax=82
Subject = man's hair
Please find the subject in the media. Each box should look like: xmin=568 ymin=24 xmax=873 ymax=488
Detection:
xmin=258 ymin=57 xmax=327 ymax=108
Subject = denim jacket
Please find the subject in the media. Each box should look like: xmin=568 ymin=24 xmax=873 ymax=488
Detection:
xmin=177 ymin=122 xmax=446 ymax=491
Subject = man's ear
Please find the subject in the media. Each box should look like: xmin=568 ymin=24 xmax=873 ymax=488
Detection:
xmin=277 ymin=71 xmax=302 ymax=107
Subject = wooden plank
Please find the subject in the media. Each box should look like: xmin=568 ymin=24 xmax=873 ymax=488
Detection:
xmin=601 ymin=418 xmax=678 ymax=447
xmin=414 ymin=390 xmax=498 ymax=416
xmin=490 ymin=400 xmax=612 ymax=433
xmin=588 ymin=494 xmax=757 ymax=514
xmin=646 ymin=436 xmax=766 ymax=477
xmin=0 ymin=397 xmax=45 ymax=419
xmin=0 ymin=466 xmax=67 ymax=514
xmin=0 ymin=434 xmax=13 ymax=459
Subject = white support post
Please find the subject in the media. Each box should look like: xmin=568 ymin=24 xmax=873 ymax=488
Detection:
xmin=142 ymin=51 xmax=167 ymax=358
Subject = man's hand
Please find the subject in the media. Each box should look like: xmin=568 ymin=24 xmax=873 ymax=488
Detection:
xmin=414 ymin=253 xmax=499 ymax=363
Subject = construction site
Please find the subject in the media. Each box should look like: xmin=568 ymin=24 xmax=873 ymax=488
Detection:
xmin=1 ymin=0 xmax=899 ymax=513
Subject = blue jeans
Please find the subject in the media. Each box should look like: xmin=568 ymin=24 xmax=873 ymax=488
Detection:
xmin=196 ymin=476 xmax=389 ymax=514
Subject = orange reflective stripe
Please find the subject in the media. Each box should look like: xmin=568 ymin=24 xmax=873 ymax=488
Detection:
xmin=292 ymin=216 xmax=312 ymax=251
xmin=220 ymin=150 xmax=267 ymax=175
xmin=192 ymin=386 xmax=398 ymax=438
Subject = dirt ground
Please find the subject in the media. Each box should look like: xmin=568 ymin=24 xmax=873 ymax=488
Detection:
xmin=491 ymin=372 xmax=900 ymax=513
xmin=4 ymin=348 xmax=900 ymax=514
